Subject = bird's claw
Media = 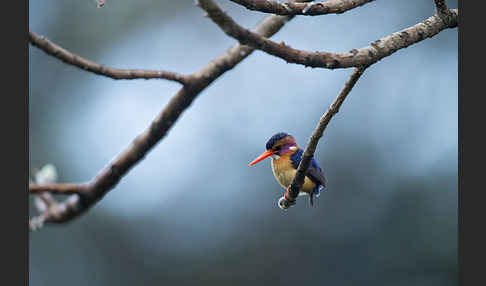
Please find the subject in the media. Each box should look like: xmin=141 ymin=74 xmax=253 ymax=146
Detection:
xmin=278 ymin=196 xmax=295 ymax=210
xmin=278 ymin=197 xmax=288 ymax=210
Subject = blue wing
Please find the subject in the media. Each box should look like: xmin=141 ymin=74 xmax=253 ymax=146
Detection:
xmin=290 ymin=149 xmax=327 ymax=190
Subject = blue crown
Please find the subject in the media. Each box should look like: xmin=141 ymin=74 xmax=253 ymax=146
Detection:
xmin=265 ymin=132 xmax=291 ymax=150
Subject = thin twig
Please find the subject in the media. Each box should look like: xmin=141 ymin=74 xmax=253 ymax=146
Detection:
xmin=29 ymin=183 xmax=89 ymax=195
xmin=199 ymin=0 xmax=458 ymax=69
xmin=229 ymin=0 xmax=374 ymax=16
xmin=29 ymin=9 xmax=303 ymax=226
xmin=280 ymin=65 xmax=369 ymax=209
xmin=30 ymin=193 xmax=59 ymax=231
xmin=29 ymin=30 xmax=189 ymax=84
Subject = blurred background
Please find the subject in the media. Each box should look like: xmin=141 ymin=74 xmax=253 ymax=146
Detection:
xmin=29 ymin=0 xmax=458 ymax=285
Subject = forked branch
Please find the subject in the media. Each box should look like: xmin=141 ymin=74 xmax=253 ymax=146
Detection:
xmin=30 ymin=0 xmax=459 ymax=222
xmin=29 ymin=8 xmax=303 ymax=228
xmin=199 ymin=0 xmax=457 ymax=69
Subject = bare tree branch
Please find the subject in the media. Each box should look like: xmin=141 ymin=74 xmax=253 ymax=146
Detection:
xmin=29 ymin=10 xmax=303 ymax=226
xmin=29 ymin=183 xmax=88 ymax=195
xmin=229 ymin=0 xmax=374 ymax=16
xmin=279 ymin=65 xmax=369 ymax=209
xmin=30 ymin=1 xmax=459 ymax=223
xmin=199 ymin=0 xmax=458 ymax=69
xmin=29 ymin=165 xmax=79 ymax=230
xmin=29 ymin=30 xmax=189 ymax=84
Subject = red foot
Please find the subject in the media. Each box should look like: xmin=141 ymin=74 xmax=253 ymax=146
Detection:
xmin=284 ymin=187 xmax=290 ymax=200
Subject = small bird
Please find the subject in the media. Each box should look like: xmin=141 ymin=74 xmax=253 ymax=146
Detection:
xmin=249 ymin=132 xmax=327 ymax=208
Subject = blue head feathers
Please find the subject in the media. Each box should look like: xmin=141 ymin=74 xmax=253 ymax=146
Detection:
xmin=265 ymin=132 xmax=293 ymax=150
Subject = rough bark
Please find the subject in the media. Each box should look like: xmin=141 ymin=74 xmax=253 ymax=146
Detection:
xmin=229 ymin=0 xmax=374 ymax=16
xmin=200 ymin=0 xmax=458 ymax=69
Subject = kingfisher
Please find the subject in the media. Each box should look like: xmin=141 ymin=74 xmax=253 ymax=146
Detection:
xmin=249 ymin=132 xmax=327 ymax=208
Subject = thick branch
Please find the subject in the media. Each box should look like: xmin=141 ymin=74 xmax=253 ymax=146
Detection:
xmin=280 ymin=65 xmax=368 ymax=209
xmin=229 ymin=0 xmax=374 ymax=16
xmin=29 ymin=30 xmax=189 ymax=84
xmin=30 ymin=11 xmax=300 ymax=226
xmin=200 ymin=0 xmax=458 ymax=69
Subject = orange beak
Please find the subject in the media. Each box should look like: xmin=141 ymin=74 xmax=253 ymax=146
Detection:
xmin=249 ymin=150 xmax=275 ymax=166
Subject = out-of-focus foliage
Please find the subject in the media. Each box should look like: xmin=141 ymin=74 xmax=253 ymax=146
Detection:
xmin=29 ymin=1 xmax=457 ymax=285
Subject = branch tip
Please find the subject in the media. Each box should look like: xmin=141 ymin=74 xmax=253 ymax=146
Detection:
xmin=29 ymin=30 xmax=188 ymax=84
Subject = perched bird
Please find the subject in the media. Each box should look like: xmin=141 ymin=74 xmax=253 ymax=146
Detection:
xmin=249 ymin=132 xmax=327 ymax=208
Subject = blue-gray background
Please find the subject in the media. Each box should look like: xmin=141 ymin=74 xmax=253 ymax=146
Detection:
xmin=29 ymin=1 xmax=458 ymax=285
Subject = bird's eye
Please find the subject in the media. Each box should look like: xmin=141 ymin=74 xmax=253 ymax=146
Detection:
xmin=274 ymin=146 xmax=281 ymax=151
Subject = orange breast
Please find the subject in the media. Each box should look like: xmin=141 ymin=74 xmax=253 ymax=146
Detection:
xmin=271 ymin=153 xmax=316 ymax=195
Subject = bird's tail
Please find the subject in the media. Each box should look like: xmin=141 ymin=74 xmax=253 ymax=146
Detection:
xmin=309 ymin=185 xmax=325 ymax=207
xmin=314 ymin=185 xmax=325 ymax=198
